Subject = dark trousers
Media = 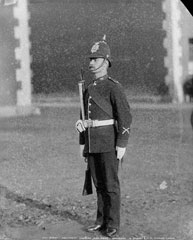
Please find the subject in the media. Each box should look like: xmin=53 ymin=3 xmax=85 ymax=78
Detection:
xmin=88 ymin=151 xmax=120 ymax=229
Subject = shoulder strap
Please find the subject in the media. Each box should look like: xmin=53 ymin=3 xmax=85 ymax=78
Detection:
xmin=108 ymin=76 xmax=119 ymax=84
xmin=88 ymin=85 xmax=113 ymax=118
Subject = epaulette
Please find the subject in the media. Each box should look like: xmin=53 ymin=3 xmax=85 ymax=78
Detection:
xmin=108 ymin=76 xmax=119 ymax=84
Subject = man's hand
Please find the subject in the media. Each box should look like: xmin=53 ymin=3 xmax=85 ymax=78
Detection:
xmin=116 ymin=146 xmax=126 ymax=160
xmin=80 ymin=144 xmax=85 ymax=158
xmin=75 ymin=120 xmax=85 ymax=133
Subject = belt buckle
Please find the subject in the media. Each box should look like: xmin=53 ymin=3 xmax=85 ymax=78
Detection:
xmin=92 ymin=120 xmax=98 ymax=127
xmin=86 ymin=120 xmax=99 ymax=128
xmin=87 ymin=119 xmax=93 ymax=128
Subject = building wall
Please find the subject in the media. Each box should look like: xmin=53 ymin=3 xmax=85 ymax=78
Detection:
xmin=181 ymin=3 xmax=193 ymax=80
xmin=0 ymin=0 xmax=37 ymax=117
xmin=1 ymin=0 xmax=192 ymax=101
xmin=0 ymin=5 xmax=17 ymax=106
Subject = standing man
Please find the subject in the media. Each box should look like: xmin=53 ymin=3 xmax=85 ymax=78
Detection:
xmin=76 ymin=36 xmax=132 ymax=238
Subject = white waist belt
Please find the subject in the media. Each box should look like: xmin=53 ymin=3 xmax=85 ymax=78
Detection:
xmin=84 ymin=119 xmax=114 ymax=128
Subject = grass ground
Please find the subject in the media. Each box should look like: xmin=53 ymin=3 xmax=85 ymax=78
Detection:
xmin=0 ymin=100 xmax=193 ymax=239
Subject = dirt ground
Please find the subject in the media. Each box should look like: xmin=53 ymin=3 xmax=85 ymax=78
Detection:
xmin=0 ymin=99 xmax=193 ymax=240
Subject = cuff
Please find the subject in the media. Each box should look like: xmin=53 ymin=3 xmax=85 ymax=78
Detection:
xmin=116 ymin=139 xmax=128 ymax=148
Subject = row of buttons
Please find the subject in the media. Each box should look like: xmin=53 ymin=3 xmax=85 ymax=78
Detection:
xmin=88 ymin=96 xmax=92 ymax=120
xmin=88 ymin=80 xmax=96 ymax=119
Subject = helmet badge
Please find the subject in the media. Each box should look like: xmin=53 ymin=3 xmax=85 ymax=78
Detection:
xmin=91 ymin=42 xmax=100 ymax=53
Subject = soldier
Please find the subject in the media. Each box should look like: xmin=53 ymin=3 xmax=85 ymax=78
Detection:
xmin=76 ymin=36 xmax=132 ymax=238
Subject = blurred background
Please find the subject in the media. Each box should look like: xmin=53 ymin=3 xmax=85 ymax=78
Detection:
xmin=0 ymin=0 xmax=193 ymax=114
xmin=29 ymin=0 xmax=166 ymax=95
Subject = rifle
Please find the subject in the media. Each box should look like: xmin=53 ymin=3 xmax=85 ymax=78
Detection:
xmin=77 ymin=69 xmax=93 ymax=196
xmin=82 ymin=164 xmax=93 ymax=196
xmin=78 ymin=68 xmax=85 ymax=121
xmin=76 ymin=69 xmax=86 ymax=133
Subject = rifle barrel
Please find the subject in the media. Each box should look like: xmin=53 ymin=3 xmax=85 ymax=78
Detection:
xmin=78 ymin=81 xmax=85 ymax=121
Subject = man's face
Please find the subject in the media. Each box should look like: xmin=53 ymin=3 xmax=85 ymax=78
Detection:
xmin=89 ymin=57 xmax=105 ymax=73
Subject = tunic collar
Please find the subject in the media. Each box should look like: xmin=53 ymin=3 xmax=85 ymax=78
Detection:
xmin=93 ymin=74 xmax=108 ymax=83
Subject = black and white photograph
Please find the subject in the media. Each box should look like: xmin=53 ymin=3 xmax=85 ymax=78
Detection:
xmin=0 ymin=0 xmax=193 ymax=239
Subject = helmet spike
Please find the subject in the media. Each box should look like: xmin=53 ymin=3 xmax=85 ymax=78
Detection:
xmin=102 ymin=34 xmax=106 ymax=42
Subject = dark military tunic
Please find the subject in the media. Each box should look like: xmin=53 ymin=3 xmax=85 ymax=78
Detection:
xmin=79 ymin=74 xmax=132 ymax=154
xmin=79 ymin=74 xmax=132 ymax=230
